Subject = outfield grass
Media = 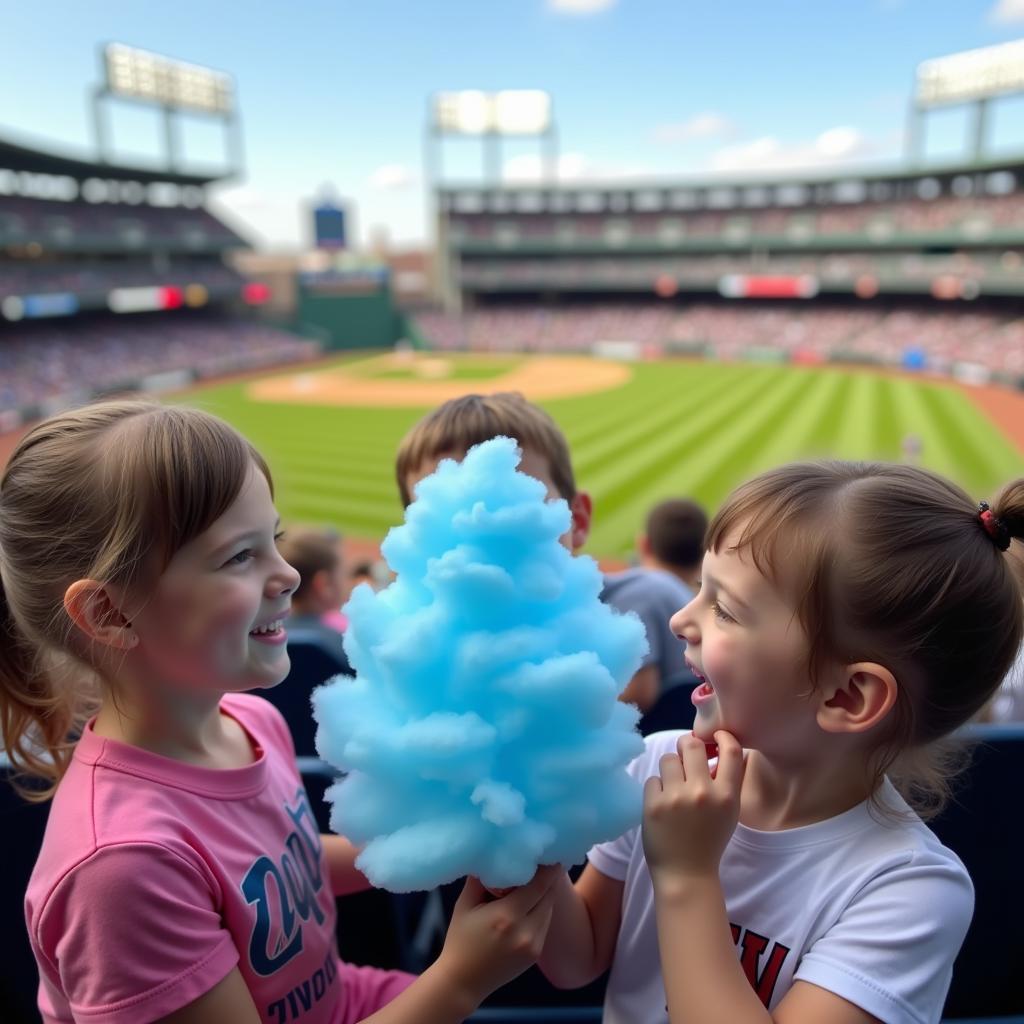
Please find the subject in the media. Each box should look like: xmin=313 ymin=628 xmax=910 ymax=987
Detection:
xmin=178 ymin=354 xmax=1024 ymax=559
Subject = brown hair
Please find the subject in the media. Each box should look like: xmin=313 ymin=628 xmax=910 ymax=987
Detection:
xmin=707 ymin=460 xmax=1024 ymax=817
xmin=395 ymin=392 xmax=576 ymax=506
xmin=277 ymin=527 xmax=342 ymax=604
xmin=646 ymin=498 xmax=708 ymax=570
xmin=0 ymin=400 xmax=270 ymax=800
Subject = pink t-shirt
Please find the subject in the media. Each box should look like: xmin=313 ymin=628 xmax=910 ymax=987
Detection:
xmin=25 ymin=693 xmax=412 ymax=1024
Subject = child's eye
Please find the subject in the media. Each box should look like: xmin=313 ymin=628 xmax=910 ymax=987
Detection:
xmin=224 ymin=549 xmax=255 ymax=567
xmin=711 ymin=600 xmax=735 ymax=623
xmin=274 ymin=531 xmax=286 ymax=544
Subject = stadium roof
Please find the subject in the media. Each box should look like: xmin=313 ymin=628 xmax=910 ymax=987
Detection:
xmin=0 ymin=132 xmax=229 ymax=186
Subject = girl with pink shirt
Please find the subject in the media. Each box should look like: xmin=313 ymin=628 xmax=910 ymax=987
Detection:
xmin=1 ymin=400 xmax=557 ymax=1024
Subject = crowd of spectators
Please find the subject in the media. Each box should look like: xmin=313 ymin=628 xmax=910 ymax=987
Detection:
xmin=448 ymin=191 xmax=1024 ymax=245
xmin=0 ymin=258 xmax=242 ymax=299
xmin=413 ymin=303 xmax=1024 ymax=377
xmin=0 ymin=314 xmax=319 ymax=414
xmin=0 ymin=194 xmax=244 ymax=250
xmin=456 ymin=251 xmax=1021 ymax=291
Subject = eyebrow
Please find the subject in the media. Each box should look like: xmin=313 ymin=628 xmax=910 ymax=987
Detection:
xmin=702 ymin=570 xmax=754 ymax=615
xmin=210 ymin=518 xmax=281 ymax=560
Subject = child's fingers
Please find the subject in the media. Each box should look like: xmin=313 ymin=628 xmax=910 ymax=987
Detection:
xmin=659 ymin=750 xmax=686 ymax=785
xmin=678 ymin=733 xmax=711 ymax=781
xmin=713 ymin=731 xmax=746 ymax=790
xmin=455 ymin=875 xmax=487 ymax=911
xmin=643 ymin=774 xmax=662 ymax=808
xmin=493 ymin=864 xmax=560 ymax=914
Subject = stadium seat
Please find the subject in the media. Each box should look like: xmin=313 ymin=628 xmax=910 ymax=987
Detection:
xmin=638 ymin=673 xmax=700 ymax=735
xmin=1 ymin=756 xmax=51 ymax=1024
xmin=933 ymin=723 xmax=1024 ymax=1019
xmin=296 ymin=756 xmax=411 ymax=971
xmin=296 ymin=755 xmax=337 ymax=832
xmin=255 ymin=629 xmax=353 ymax=757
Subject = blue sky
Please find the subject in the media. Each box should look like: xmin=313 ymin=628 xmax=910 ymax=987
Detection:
xmin=3 ymin=0 xmax=1024 ymax=249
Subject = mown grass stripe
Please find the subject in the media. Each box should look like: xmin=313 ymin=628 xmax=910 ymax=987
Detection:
xmin=589 ymin=368 xmax=812 ymax=553
xmin=746 ymin=368 xmax=849 ymax=473
xmin=827 ymin=371 xmax=880 ymax=460
xmin=868 ymin=376 xmax=904 ymax=462
xmin=578 ymin=366 xmax=772 ymax=492
xmin=915 ymin=383 xmax=1021 ymax=490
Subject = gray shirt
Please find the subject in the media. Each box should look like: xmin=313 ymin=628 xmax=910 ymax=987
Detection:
xmin=601 ymin=568 xmax=694 ymax=693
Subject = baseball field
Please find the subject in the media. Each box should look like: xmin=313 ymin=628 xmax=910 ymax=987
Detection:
xmin=176 ymin=350 xmax=1024 ymax=560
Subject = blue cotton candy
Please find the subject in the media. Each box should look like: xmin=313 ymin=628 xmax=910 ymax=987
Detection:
xmin=313 ymin=436 xmax=648 ymax=892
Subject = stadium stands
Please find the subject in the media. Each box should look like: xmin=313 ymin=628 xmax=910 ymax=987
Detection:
xmin=0 ymin=193 xmax=245 ymax=252
xmin=0 ymin=314 xmax=320 ymax=415
xmin=431 ymin=156 xmax=1024 ymax=389
xmin=0 ymin=132 xmax=324 ymax=434
xmin=0 ymin=258 xmax=243 ymax=301
xmin=445 ymin=191 xmax=1024 ymax=251
xmin=412 ymin=301 xmax=1024 ymax=381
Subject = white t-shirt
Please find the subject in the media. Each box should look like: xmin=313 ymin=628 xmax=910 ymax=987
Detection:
xmin=588 ymin=731 xmax=974 ymax=1024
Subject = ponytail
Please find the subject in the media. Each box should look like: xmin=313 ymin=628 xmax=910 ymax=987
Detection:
xmin=0 ymin=570 xmax=87 ymax=801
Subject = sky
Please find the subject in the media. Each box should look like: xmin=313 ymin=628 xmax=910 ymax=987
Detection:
xmin=3 ymin=0 xmax=1024 ymax=250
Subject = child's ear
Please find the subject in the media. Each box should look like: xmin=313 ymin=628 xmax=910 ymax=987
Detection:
xmin=569 ymin=491 xmax=593 ymax=552
xmin=817 ymin=662 xmax=898 ymax=734
xmin=63 ymin=580 xmax=137 ymax=651
xmin=309 ymin=569 xmax=328 ymax=599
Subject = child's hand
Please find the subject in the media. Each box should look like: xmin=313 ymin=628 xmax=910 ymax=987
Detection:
xmin=435 ymin=865 xmax=560 ymax=1008
xmin=641 ymin=731 xmax=746 ymax=887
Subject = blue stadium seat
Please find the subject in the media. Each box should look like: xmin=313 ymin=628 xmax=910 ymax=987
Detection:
xmin=1 ymin=756 xmax=51 ymax=1024
xmin=638 ymin=673 xmax=699 ymax=735
xmin=933 ymin=723 xmax=1024 ymax=1019
xmin=256 ymin=629 xmax=353 ymax=756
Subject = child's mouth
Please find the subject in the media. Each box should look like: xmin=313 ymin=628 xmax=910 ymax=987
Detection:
xmin=249 ymin=619 xmax=287 ymax=644
xmin=687 ymin=661 xmax=716 ymax=704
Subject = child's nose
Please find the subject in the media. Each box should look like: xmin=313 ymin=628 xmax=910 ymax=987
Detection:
xmin=669 ymin=601 xmax=698 ymax=644
xmin=271 ymin=557 xmax=301 ymax=596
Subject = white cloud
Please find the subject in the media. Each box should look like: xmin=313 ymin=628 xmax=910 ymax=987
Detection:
xmin=708 ymin=126 xmax=881 ymax=172
xmin=548 ymin=0 xmax=617 ymax=14
xmin=368 ymin=163 xmax=416 ymax=190
xmin=208 ymin=184 xmax=304 ymax=248
xmin=654 ymin=112 xmax=735 ymax=144
xmin=990 ymin=0 xmax=1024 ymax=22
xmin=503 ymin=151 xmax=650 ymax=183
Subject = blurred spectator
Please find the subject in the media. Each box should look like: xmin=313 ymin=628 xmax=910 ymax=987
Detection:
xmin=901 ymin=433 xmax=924 ymax=466
xmin=637 ymin=497 xmax=707 ymax=593
xmin=277 ymin=526 xmax=349 ymax=663
xmin=348 ymin=558 xmax=390 ymax=595
xmin=601 ymin=501 xmax=703 ymax=712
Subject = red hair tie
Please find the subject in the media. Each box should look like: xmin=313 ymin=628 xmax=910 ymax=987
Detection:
xmin=978 ymin=501 xmax=1011 ymax=552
